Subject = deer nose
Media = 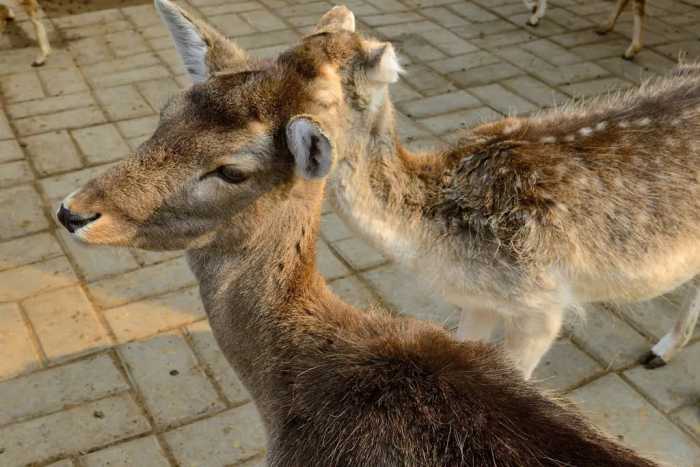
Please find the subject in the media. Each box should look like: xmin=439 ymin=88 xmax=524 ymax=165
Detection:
xmin=57 ymin=204 xmax=101 ymax=233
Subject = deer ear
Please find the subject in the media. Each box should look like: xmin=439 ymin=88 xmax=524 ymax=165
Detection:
xmin=286 ymin=117 xmax=334 ymax=180
xmin=366 ymin=42 xmax=402 ymax=84
xmin=155 ymin=0 xmax=249 ymax=83
xmin=314 ymin=5 xmax=355 ymax=33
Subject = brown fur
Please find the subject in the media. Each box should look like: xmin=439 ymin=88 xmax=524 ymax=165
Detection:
xmin=56 ymin=3 xmax=659 ymax=465
xmin=1 ymin=0 xmax=51 ymax=65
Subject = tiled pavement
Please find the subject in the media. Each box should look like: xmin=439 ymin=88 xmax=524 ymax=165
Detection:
xmin=1 ymin=0 xmax=700 ymax=465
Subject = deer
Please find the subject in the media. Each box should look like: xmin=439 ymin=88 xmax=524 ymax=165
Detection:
xmin=0 ymin=0 xmax=51 ymax=66
xmin=54 ymin=1 xmax=662 ymax=465
xmin=524 ymin=0 xmax=646 ymax=60
xmin=310 ymin=9 xmax=700 ymax=380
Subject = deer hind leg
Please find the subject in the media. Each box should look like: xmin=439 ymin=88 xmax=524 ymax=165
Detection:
xmin=503 ymin=307 xmax=563 ymax=380
xmin=640 ymin=285 xmax=700 ymax=369
xmin=623 ymin=0 xmax=645 ymax=60
xmin=0 ymin=4 xmax=15 ymax=31
xmin=526 ymin=0 xmax=547 ymax=27
xmin=20 ymin=0 xmax=51 ymax=66
xmin=455 ymin=306 xmax=500 ymax=342
xmin=596 ymin=0 xmax=630 ymax=35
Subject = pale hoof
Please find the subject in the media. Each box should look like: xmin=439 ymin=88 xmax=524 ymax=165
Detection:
xmin=595 ymin=28 xmax=610 ymax=36
xmin=639 ymin=350 xmax=667 ymax=369
xmin=31 ymin=58 xmax=46 ymax=67
xmin=527 ymin=16 xmax=539 ymax=27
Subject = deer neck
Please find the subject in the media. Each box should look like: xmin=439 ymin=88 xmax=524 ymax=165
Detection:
xmin=330 ymin=93 xmax=440 ymax=266
xmin=185 ymin=186 xmax=331 ymax=425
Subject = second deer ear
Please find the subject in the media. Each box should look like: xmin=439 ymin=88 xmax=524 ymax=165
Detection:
xmin=314 ymin=5 xmax=355 ymax=33
xmin=286 ymin=117 xmax=334 ymax=180
xmin=155 ymin=0 xmax=249 ymax=83
xmin=366 ymin=42 xmax=402 ymax=84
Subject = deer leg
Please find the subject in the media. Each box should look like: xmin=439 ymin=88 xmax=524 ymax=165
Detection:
xmin=623 ymin=0 xmax=645 ymax=60
xmin=503 ymin=308 xmax=563 ymax=380
xmin=527 ymin=0 xmax=547 ymax=27
xmin=640 ymin=285 xmax=700 ymax=369
xmin=455 ymin=306 xmax=500 ymax=342
xmin=21 ymin=0 xmax=51 ymax=67
xmin=596 ymin=0 xmax=630 ymax=35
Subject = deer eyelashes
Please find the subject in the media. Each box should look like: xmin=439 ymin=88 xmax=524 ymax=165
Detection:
xmin=215 ymin=166 xmax=249 ymax=184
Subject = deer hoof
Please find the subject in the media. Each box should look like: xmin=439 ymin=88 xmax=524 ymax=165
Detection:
xmin=595 ymin=28 xmax=609 ymax=36
xmin=639 ymin=350 xmax=667 ymax=369
xmin=527 ymin=17 xmax=539 ymax=27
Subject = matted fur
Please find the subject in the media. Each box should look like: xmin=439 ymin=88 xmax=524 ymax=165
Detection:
xmin=56 ymin=3 xmax=660 ymax=465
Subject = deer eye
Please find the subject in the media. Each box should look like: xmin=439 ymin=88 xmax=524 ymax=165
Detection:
xmin=216 ymin=166 xmax=248 ymax=184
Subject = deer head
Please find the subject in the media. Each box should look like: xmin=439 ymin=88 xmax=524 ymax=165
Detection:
xmin=56 ymin=2 xmax=400 ymax=251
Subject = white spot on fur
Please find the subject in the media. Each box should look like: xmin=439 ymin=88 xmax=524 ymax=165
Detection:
xmin=618 ymin=121 xmax=629 ymax=128
xmin=595 ymin=121 xmax=608 ymax=131
xmin=671 ymin=119 xmax=682 ymax=126
xmin=503 ymin=121 xmax=522 ymax=135
xmin=539 ymin=136 xmax=556 ymax=144
xmin=579 ymin=127 xmax=593 ymax=136
xmin=564 ymin=134 xmax=575 ymax=142
xmin=636 ymin=117 xmax=651 ymax=126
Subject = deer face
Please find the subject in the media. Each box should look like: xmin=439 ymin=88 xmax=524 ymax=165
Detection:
xmin=57 ymin=2 xmax=397 ymax=250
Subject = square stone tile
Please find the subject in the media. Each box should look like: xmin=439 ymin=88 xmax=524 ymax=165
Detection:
xmin=569 ymin=374 xmax=700 ymax=467
xmin=187 ymin=320 xmax=251 ymax=406
xmin=0 ymin=160 xmax=33 ymax=188
xmin=419 ymin=107 xmax=502 ymax=134
xmin=24 ymin=286 xmax=111 ymax=363
xmin=119 ymin=332 xmax=225 ymax=428
xmin=106 ymin=30 xmax=151 ymax=57
xmin=624 ymin=341 xmax=700 ymax=413
xmin=57 ymin=229 xmax=139 ymax=282
xmin=116 ymin=115 xmax=159 ymax=139
xmin=397 ymin=90 xmax=481 ymax=118
xmin=0 ymin=71 xmax=44 ymax=103
xmin=468 ymin=83 xmax=538 ymax=115
xmin=88 ymin=256 xmax=195 ymax=308
xmin=0 ymin=394 xmax=150 ymax=466
xmin=674 ymin=405 xmax=700 ymax=439
xmin=40 ymin=163 xmax=117 ymax=208
xmin=241 ymin=10 xmax=287 ymax=31
xmin=329 ymin=275 xmax=377 ymax=310
xmin=22 ymin=130 xmax=83 ymax=176
xmin=14 ymin=106 xmax=107 ymax=137
xmin=0 ymin=353 xmax=128 ymax=426
xmin=208 ymin=13 xmax=257 ymax=36
xmin=316 ymin=239 xmax=350 ymax=280
xmin=164 ymin=403 xmax=266 ymax=467
xmin=95 ymin=85 xmax=154 ymax=121
xmin=72 ymin=124 xmax=131 ymax=164
xmin=0 ymin=256 xmax=78 ymax=302
xmin=6 ymin=92 xmax=96 ymax=120
xmin=0 ymin=139 xmax=24 ymax=163
xmin=568 ymin=304 xmax=651 ymax=370
xmin=135 ymin=78 xmax=181 ymax=111
xmin=105 ymin=286 xmax=206 ymax=342
xmin=532 ymin=338 xmax=602 ymax=392
xmin=320 ymin=213 xmax=354 ymax=242
xmin=81 ymin=436 xmax=170 ymax=467
xmin=0 ymin=232 xmax=63 ymax=271
xmin=363 ymin=263 xmax=459 ymax=327
xmin=0 ymin=184 xmax=49 ymax=240
xmin=331 ymin=237 xmax=387 ymax=271
xmin=0 ymin=302 xmax=41 ymax=381
xmin=38 ymin=66 xmax=90 ymax=97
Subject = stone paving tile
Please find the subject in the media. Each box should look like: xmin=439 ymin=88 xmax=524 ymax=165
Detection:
xmin=23 ymin=286 xmax=111 ymax=363
xmin=0 ymin=160 xmax=33 ymax=188
xmin=72 ymin=124 xmax=131 ymax=164
xmin=419 ymin=106 xmax=502 ymax=134
xmin=57 ymin=229 xmax=140 ymax=282
xmin=625 ymin=342 xmax=700 ymax=413
xmin=119 ymin=332 xmax=224 ymax=428
xmin=40 ymin=163 xmax=118 ymax=208
xmin=22 ymin=130 xmax=84 ymax=176
xmin=570 ymin=374 xmax=700 ymax=467
xmin=0 ymin=232 xmax=63 ymax=271
xmin=532 ymin=338 xmax=603 ymax=393
xmin=0 ymin=302 xmax=41 ymax=381
xmin=468 ymin=83 xmax=538 ymax=115
xmin=81 ymin=436 xmax=171 ymax=467
xmin=561 ymin=76 xmax=633 ymax=97
xmin=88 ymin=256 xmax=195 ymax=308
xmin=164 ymin=403 xmax=266 ymax=467
xmin=0 ymin=353 xmax=128 ymax=426
xmin=0 ymin=139 xmax=23 ymax=163
xmin=0 ymin=184 xmax=49 ymax=240
xmin=0 ymin=71 xmax=44 ymax=103
xmin=331 ymin=236 xmax=387 ymax=271
xmin=329 ymin=275 xmax=377 ymax=310
xmin=105 ymin=286 xmax=206 ymax=342
xmin=0 ymin=394 xmax=150 ymax=466
xmin=0 ymin=256 xmax=78 ymax=302
xmin=46 ymin=460 xmax=75 ymax=467
xmin=95 ymin=85 xmax=154 ymax=121
xmin=14 ymin=106 xmax=107 ymax=137
xmin=6 ymin=91 xmax=95 ymax=120
xmin=316 ymin=239 xmax=350 ymax=280
xmin=397 ymin=90 xmax=481 ymax=118
xmin=38 ymin=66 xmax=90 ymax=97
xmin=363 ymin=263 xmax=459 ymax=328
xmin=675 ymin=405 xmax=700 ymax=439
xmin=187 ymin=320 xmax=251 ymax=406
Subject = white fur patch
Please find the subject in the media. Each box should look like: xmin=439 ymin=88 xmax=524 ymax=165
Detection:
xmin=635 ymin=117 xmax=651 ymax=126
xmin=539 ymin=136 xmax=556 ymax=144
xmin=367 ymin=43 xmax=403 ymax=84
xmin=156 ymin=0 xmax=209 ymax=83
xmin=564 ymin=134 xmax=575 ymax=142
xmin=579 ymin=127 xmax=593 ymax=136
xmin=618 ymin=121 xmax=629 ymax=128
xmin=595 ymin=121 xmax=608 ymax=131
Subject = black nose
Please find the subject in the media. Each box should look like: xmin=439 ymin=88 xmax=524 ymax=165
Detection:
xmin=57 ymin=205 xmax=101 ymax=233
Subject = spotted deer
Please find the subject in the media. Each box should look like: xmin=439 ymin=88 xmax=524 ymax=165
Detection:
xmin=54 ymin=1 xmax=661 ymax=465
xmin=524 ymin=0 xmax=646 ymax=59
xmin=313 ymin=9 xmax=700 ymax=379
xmin=0 ymin=0 xmax=51 ymax=66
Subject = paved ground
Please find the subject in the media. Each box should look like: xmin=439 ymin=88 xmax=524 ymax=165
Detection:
xmin=1 ymin=0 xmax=700 ymax=465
